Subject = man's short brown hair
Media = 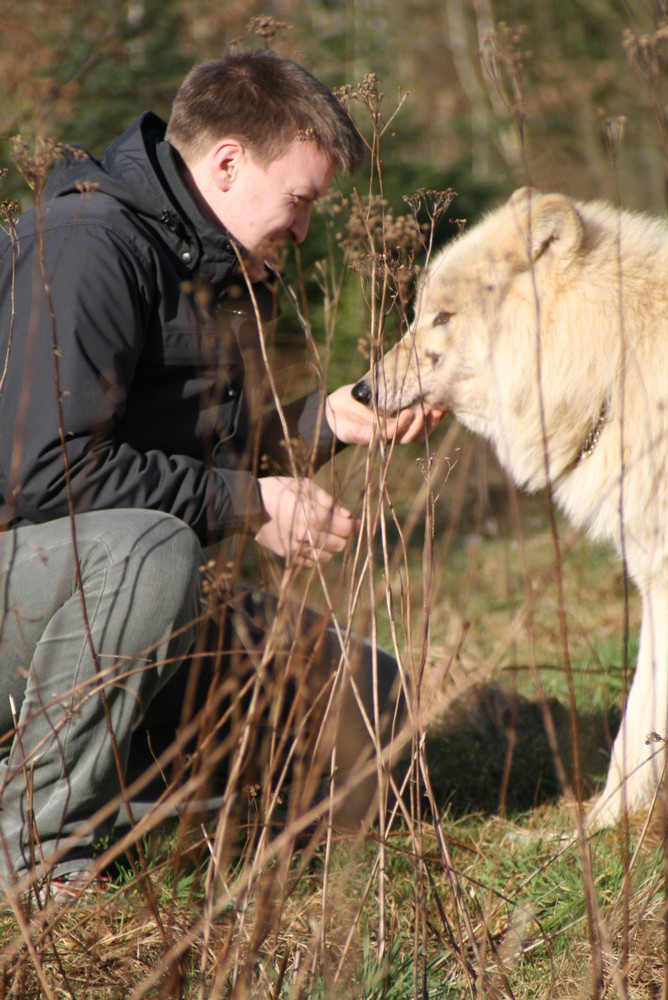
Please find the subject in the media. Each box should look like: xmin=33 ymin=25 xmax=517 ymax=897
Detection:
xmin=166 ymin=49 xmax=364 ymax=174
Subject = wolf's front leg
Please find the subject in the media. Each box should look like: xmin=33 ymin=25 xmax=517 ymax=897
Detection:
xmin=588 ymin=585 xmax=668 ymax=830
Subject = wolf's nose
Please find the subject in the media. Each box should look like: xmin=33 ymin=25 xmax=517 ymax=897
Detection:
xmin=351 ymin=379 xmax=373 ymax=405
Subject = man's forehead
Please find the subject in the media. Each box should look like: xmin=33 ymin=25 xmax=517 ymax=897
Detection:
xmin=276 ymin=140 xmax=335 ymax=181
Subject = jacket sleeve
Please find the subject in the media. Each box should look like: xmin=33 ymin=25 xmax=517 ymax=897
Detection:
xmin=0 ymin=212 xmax=266 ymax=541
xmin=209 ymin=275 xmax=345 ymax=478
xmin=257 ymin=389 xmax=345 ymax=476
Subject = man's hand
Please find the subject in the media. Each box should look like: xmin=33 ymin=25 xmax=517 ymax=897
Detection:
xmin=325 ymin=384 xmax=446 ymax=446
xmin=255 ymin=475 xmax=358 ymax=566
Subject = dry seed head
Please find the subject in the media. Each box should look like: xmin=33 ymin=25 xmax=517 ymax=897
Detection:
xmin=314 ymin=190 xmax=348 ymax=218
xmin=403 ymin=187 xmax=457 ymax=223
xmin=357 ymin=73 xmax=383 ymax=114
xmin=200 ymin=558 xmax=236 ymax=600
xmin=1 ymin=198 xmax=20 ymax=228
xmin=481 ymin=22 xmax=531 ymax=118
xmin=12 ymin=135 xmax=65 ymax=196
xmin=496 ymin=21 xmax=530 ymax=61
xmin=247 ymin=16 xmax=290 ymax=43
xmin=597 ymin=111 xmax=626 ymax=156
xmin=357 ymin=337 xmax=370 ymax=360
xmin=296 ymin=127 xmax=318 ymax=143
xmin=623 ymin=26 xmax=668 ymax=84
xmin=339 ymin=195 xmax=427 ymax=259
xmin=333 ymin=84 xmax=355 ymax=105
xmin=336 ymin=194 xmax=428 ymax=308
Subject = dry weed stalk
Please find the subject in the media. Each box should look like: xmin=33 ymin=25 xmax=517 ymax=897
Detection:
xmin=4 ymin=19 xmax=668 ymax=999
xmin=623 ymin=19 xmax=668 ymax=204
xmin=480 ymin=24 xmax=623 ymax=998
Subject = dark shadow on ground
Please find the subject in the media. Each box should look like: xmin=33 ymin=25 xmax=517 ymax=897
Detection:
xmin=418 ymin=678 xmax=621 ymax=818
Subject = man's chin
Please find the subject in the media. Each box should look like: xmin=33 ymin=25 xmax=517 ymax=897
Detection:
xmin=242 ymin=243 xmax=286 ymax=281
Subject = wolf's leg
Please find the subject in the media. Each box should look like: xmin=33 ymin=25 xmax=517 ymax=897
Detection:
xmin=589 ymin=584 xmax=668 ymax=829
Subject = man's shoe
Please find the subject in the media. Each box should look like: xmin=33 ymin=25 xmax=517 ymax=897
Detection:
xmin=37 ymin=870 xmax=110 ymax=905
xmin=0 ymin=870 xmax=110 ymax=914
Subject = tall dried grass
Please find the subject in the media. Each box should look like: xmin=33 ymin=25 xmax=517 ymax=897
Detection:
xmin=1 ymin=18 xmax=668 ymax=1000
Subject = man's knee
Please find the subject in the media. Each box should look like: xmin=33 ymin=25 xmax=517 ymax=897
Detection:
xmin=76 ymin=509 xmax=202 ymax=603
xmin=85 ymin=511 xmax=204 ymax=661
xmin=77 ymin=508 xmax=200 ymax=564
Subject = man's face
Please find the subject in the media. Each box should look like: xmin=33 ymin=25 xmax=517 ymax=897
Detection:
xmin=215 ymin=139 xmax=336 ymax=271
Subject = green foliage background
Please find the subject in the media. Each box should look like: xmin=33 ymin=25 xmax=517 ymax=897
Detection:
xmin=3 ymin=5 xmax=668 ymax=996
xmin=3 ymin=1 xmax=665 ymax=209
xmin=3 ymin=0 xmax=665 ymax=381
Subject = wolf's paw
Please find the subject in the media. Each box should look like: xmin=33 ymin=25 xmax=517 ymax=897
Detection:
xmin=584 ymin=775 xmax=656 ymax=833
xmin=583 ymin=792 xmax=621 ymax=832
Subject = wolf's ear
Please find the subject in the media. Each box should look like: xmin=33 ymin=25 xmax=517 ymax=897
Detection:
xmin=508 ymin=186 xmax=539 ymax=208
xmin=518 ymin=192 xmax=584 ymax=268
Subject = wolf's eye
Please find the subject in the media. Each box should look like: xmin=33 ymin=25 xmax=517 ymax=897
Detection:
xmin=433 ymin=310 xmax=453 ymax=326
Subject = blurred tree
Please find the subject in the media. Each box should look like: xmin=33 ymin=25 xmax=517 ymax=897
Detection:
xmin=60 ymin=0 xmax=190 ymax=153
xmin=4 ymin=0 xmax=668 ymax=209
xmin=0 ymin=0 xmax=190 ymax=201
xmin=3 ymin=0 xmax=668 ymax=368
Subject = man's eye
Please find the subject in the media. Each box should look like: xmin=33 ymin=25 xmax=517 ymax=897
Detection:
xmin=433 ymin=310 xmax=454 ymax=326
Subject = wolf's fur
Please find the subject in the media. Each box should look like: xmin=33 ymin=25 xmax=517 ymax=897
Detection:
xmin=357 ymin=187 xmax=668 ymax=827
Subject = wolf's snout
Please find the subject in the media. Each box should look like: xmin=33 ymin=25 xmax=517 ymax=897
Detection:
xmin=351 ymin=379 xmax=373 ymax=406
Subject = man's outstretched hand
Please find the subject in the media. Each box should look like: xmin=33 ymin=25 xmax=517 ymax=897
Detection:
xmin=253 ymin=388 xmax=445 ymax=566
xmin=255 ymin=475 xmax=358 ymax=566
xmin=325 ymin=384 xmax=446 ymax=446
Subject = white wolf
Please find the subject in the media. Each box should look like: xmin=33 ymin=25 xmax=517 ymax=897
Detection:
xmin=352 ymin=187 xmax=668 ymax=828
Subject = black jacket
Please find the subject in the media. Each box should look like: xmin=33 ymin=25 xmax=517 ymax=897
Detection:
xmin=0 ymin=113 xmax=339 ymax=541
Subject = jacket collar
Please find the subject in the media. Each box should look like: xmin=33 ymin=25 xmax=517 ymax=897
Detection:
xmin=155 ymin=138 xmax=240 ymax=290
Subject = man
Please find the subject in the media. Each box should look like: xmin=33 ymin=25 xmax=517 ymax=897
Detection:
xmin=0 ymin=49 xmax=441 ymax=904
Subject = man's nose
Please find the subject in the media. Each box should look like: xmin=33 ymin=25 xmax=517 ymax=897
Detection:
xmin=290 ymin=204 xmax=313 ymax=244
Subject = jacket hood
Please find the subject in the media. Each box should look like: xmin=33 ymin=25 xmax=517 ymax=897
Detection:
xmin=45 ymin=112 xmax=240 ymax=287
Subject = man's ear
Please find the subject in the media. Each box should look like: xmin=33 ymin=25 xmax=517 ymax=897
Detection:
xmin=209 ymin=139 xmax=245 ymax=192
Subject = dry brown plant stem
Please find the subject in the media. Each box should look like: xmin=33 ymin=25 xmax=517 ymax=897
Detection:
xmin=9 ymin=164 xmax=177 ymax=966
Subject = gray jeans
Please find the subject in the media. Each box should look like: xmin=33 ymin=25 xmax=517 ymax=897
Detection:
xmin=0 ymin=510 xmax=403 ymax=887
xmin=0 ymin=509 xmax=202 ymax=884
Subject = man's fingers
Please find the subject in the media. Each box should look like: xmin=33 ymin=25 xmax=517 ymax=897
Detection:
xmin=314 ymin=504 xmax=357 ymax=540
xmin=383 ymin=408 xmax=423 ymax=442
xmin=257 ymin=476 xmax=360 ymax=562
xmin=295 ymin=507 xmax=357 ymax=551
xmin=293 ymin=527 xmax=350 ymax=566
xmin=293 ymin=491 xmax=359 ymax=563
xmin=386 ymin=406 xmax=447 ymax=443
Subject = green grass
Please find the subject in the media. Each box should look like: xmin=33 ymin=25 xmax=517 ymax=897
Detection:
xmin=2 ymin=402 xmax=662 ymax=1000
xmin=0 ymin=49 xmax=664 ymax=1000
xmin=3 ymin=78 xmax=666 ymax=996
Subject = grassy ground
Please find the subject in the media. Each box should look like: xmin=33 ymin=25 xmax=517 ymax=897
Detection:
xmin=1 ymin=422 xmax=666 ymax=998
xmin=2 ymin=95 xmax=665 ymax=992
